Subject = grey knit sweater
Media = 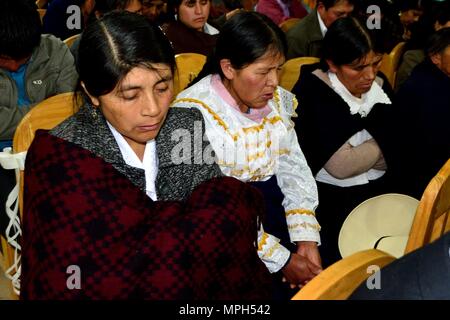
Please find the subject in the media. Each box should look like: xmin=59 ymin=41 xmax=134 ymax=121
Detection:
xmin=50 ymin=103 xmax=222 ymax=201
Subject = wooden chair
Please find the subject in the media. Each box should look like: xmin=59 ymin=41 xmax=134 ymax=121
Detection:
xmin=291 ymin=249 xmax=396 ymax=300
xmin=279 ymin=57 xmax=319 ymax=91
xmin=173 ymin=53 xmax=207 ymax=97
xmin=1 ymin=92 xmax=79 ymax=298
xmin=404 ymin=158 xmax=450 ymax=254
xmin=379 ymin=42 xmax=406 ymax=88
xmin=279 ymin=18 xmax=301 ymax=33
xmin=63 ymin=34 xmax=81 ymax=49
xmin=37 ymin=9 xmax=46 ymax=24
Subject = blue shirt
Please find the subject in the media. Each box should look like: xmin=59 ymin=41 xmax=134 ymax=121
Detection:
xmin=1 ymin=62 xmax=31 ymax=150
xmin=8 ymin=62 xmax=31 ymax=107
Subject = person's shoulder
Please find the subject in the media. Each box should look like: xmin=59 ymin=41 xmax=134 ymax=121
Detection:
xmin=292 ymin=62 xmax=323 ymax=92
xmin=287 ymin=9 xmax=318 ymax=37
xmin=403 ymin=49 xmax=426 ymax=63
xmin=39 ymin=34 xmax=67 ymax=50
xmin=174 ymin=75 xmax=212 ymax=100
xmin=49 ymin=106 xmax=87 ymax=142
xmin=35 ymin=34 xmax=71 ymax=60
xmin=400 ymin=60 xmax=437 ymax=92
xmin=164 ymin=107 xmax=204 ymax=129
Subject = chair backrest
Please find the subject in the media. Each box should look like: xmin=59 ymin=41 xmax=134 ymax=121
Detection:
xmin=291 ymin=249 xmax=396 ymax=300
xmin=1 ymin=92 xmax=78 ymax=299
xmin=13 ymin=92 xmax=78 ymax=154
xmin=173 ymin=53 xmax=207 ymax=97
xmin=63 ymin=34 xmax=81 ymax=49
xmin=404 ymin=158 xmax=450 ymax=254
xmin=14 ymin=92 xmax=79 ymax=210
xmin=279 ymin=18 xmax=301 ymax=33
xmin=379 ymin=41 xmax=406 ymax=88
xmin=279 ymin=57 xmax=320 ymax=91
xmin=37 ymin=9 xmax=46 ymax=24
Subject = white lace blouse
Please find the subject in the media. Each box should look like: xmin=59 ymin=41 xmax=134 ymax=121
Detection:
xmin=171 ymin=74 xmax=321 ymax=273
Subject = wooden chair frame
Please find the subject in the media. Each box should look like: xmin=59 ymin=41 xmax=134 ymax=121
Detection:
xmin=291 ymin=249 xmax=395 ymax=300
xmin=405 ymin=158 xmax=450 ymax=254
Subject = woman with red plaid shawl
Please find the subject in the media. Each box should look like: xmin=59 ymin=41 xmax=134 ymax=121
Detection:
xmin=20 ymin=11 xmax=272 ymax=300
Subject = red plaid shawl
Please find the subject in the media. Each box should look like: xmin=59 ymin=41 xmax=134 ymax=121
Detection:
xmin=20 ymin=131 xmax=272 ymax=300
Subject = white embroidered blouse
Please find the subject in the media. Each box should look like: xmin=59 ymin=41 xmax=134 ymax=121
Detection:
xmin=171 ymin=75 xmax=321 ymax=273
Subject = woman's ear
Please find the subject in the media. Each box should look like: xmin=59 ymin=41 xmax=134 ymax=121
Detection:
xmin=220 ymin=59 xmax=235 ymax=80
xmin=326 ymin=59 xmax=338 ymax=73
xmin=81 ymin=81 xmax=100 ymax=107
xmin=430 ymin=52 xmax=442 ymax=68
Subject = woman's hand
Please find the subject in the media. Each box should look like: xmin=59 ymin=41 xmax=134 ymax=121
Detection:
xmin=297 ymin=241 xmax=322 ymax=270
xmin=281 ymin=252 xmax=322 ymax=289
xmin=373 ymin=152 xmax=387 ymax=170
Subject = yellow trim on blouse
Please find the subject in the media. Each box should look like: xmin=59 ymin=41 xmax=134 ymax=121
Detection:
xmin=173 ymin=98 xmax=239 ymax=141
xmin=286 ymin=209 xmax=316 ymax=217
xmin=258 ymin=232 xmax=270 ymax=251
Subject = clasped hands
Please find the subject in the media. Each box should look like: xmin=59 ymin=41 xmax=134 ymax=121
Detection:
xmin=281 ymin=241 xmax=322 ymax=289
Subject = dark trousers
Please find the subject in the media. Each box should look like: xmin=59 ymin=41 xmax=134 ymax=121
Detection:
xmin=250 ymin=176 xmax=298 ymax=300
xmin=0 ymin=167 xmax=15 ymax=239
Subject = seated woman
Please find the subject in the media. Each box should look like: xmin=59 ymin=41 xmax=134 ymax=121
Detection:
xmin=161 ymin=0 xmax=219 ymax=55
xmin=292 ymin=16 xmax=394 ymax=267
xmin=172 ymin=11 xmax=322 ymax=299
xmin=20 ymin=11 xmax=272 ymax=300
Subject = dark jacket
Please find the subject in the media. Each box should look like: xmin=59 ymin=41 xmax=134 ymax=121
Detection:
xmin=350 ymin=231 xmax=450 ymax=300
xmin=286 ymin=9 xmax=323 ymax=59
xmin=394 ymin=49 xmax=426 ymax=91
xmin=50 ymin=103 xmax=223 ymax=201
xmin=384 ymin=59 xmax=450 ymax=199
xmin=161 ymin=20 xmax=218 ymax=56
xmin=292 ymin=63 xmax=394 ymax=177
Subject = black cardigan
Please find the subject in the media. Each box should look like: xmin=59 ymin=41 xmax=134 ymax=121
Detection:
xmin=292 ymin=63 xmax=394 ymax=177
xmin=387 ymin=59 xmax=450 ymax=198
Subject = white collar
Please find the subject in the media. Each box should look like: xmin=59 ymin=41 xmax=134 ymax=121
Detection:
xmin=317 ymin=11 xmax=327 ymax=37
xmin=107 ymin=121 xmax=159 ymax=200
xmin=203 ymin=22 xmax=219 ymax=35
xmin=327 ymin=71 xmax=392 ymax=117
